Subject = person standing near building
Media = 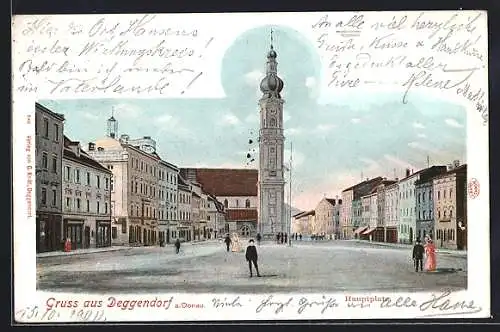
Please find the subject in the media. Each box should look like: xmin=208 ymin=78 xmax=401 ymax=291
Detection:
xmin=412 ymin=239 xmax=425 ymax=272
xmin=256 ymin=233 xmax=262 ymax=246
xmin=425 ymin=238 xmax=437 ymax=272
xmin=224 ymin=234 xmax=232 ymax=252
xmin=174 ymin=238 xmax=181 ymax=254
xmin=284 ymin=233 xmax=288 ymax=244
xmin=245 ymin=239 xmax=261 ymax=277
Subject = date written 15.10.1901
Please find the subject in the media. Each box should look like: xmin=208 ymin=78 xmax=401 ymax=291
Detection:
xmin=15 ymin=306 xmax=107 ymax=323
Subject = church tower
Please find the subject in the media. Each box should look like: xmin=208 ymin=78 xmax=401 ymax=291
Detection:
xmin=258 ymin=31 xmax=286 ymax=238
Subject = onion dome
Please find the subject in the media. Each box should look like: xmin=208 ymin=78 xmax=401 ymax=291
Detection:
xmin=260 ymin=46 xmax=284 ymax=96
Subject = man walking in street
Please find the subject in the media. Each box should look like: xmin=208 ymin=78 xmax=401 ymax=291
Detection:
xmin=412 ymin=238 xmax=425 ymax=272
xmin=284 ymin=233 xmax=288 ymax=244
xmin=174 ymin=238 xmax=181 ymax=254
xmin=245 ymin=239 xmax=261 ymax=277
xmin=256 ymin=233 xmax=262 ymax=246
xmin=224 ymin=234 xmax=232 ymax=252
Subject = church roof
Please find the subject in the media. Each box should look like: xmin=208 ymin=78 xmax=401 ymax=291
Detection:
xmin=180 ymin=168 xmax=258 ymax=197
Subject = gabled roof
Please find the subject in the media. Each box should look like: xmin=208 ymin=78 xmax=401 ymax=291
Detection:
xmin=325 ymin=198 xmax=337 ymax=206
xmin=181 ymin=168 xmax=258 ymax=196
xmin=63 ymin=136 xmax=111 ymax=174
xmin=294 ymin=210 xmax=315 ymax=219
xmin=342 ymin=176 xmax=383 ymax=193
xmin=432 ymin=164 xmax=467 ymax=180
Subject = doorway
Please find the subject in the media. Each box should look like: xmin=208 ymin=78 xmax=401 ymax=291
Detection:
xmin=65 ymin=221 xmax=84 ymax=250
xmin=85 ymin=226 xmax=91 ymax=248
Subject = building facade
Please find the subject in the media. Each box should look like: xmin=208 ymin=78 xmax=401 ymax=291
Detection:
xmin=312 ymin=197 xmax=337 ymax=236
xmin=415 ymin=178 xmax=435 ymax=242
xmin=293 ymin=210 xmax=315 ymax=236
xmin=207 ymin=195 xmax=225 ymax=239
xmin=62 ymin=136 xmax=112 ymax=249
xmin=433 ymin=163 xmax=467 ymax=250
xmin=398 ymin=166 xmax=447 ymax=244
xmin=340 ymin=189 xmax=354 ymax=239
xmin=35 ymin=103 xmax=65 ymax=253
xmin=177 ymin=174 xmax=192 ymax=241
xmin=332 ymin=199 xmax=342 ymax=239
xmin=158 ymin=160 xmax=179 ymax=244
xmin=384 ymin=182 xmax=399 ymax=243
xmin=258 ymin=42 xmax=286 ymax=238
xmin=181 ymin=168 xmax=259 ymax=238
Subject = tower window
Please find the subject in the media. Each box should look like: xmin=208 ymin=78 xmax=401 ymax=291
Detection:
xmin=270 ymin=117 xmax=276 ymax=127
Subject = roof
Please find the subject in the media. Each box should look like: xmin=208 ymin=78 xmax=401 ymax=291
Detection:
xmin=177 ymin=174 xmax=191 ymax=191
xmin=226 ymin=209 xmax=257 ymax=221
xmin=181 ymin=168 xmax=258 ymax=196
xmin=35 ymin=102 xmax=65 ymax=121
xmin=325 ymin=198 xmax=337 ymax=206
xmin=342 ymin=176 xmax=383 ymax=193
xmin=399 ymin=165 xmax=447 ymax=182
xmin=432 ymin=164 xmax=467 ymax=180
xmin=63 ymin=136 xmax=111 ymax=174
xmin=294 ymin=210 xmax=315 ymax=219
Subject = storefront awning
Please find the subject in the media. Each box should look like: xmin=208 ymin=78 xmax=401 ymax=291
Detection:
xmin=362 ymin=228 xmax=376 ymax=235
xmin=354 ymin=226 xmax=368 ymax=234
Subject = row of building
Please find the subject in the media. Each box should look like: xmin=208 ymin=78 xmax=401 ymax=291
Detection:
xmin=35 ymin=103 xmax=261 ymax=253
xmin=293 ymin=162 xmax=467 ymax=250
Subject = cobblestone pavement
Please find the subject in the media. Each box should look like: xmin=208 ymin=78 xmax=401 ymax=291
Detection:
xmin=37 ymin=240 xmax=467 ymax=294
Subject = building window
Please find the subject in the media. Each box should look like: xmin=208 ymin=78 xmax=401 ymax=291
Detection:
xmin=76 ymin=198 xmax=81 ymax=211
xmin=86 ymin=200 xmax=90 ymax=212
xmin=444 ymin=211 xmax=447 ymax=218
xmin=66 ymin=197 xmax=71 ymax=209
xmin=449 ymin=209 xmax=453 ymax=218
xmin=437 ymin=191 xmax=440 ymax=200
xmin=443 ymin=190 xmax=446 ymax=199
xmin=449 ymin=188 xmax=453 ymax=198
xmin=110 ymin=178 xmax=114 ymax=191
xmin=236 ymin=199 xmax=239 ymax=208
xmin=75 ymin=169 xmax=80 ymax=183
xmin=112 ymin=227 xmax=118 ymax=239
xmin=105 ymin=202 xmax=108 ymax=214
xmin=43 ymin=118 xmax=49 ymax=138
xmin=51 ymin=189 xmax=57 ymax=206
xmin=105 ymin=178 xmax=109 ymax=190
xmin=41 ymin=188 xmax=47 ymax=205
xmin=86 ymin=172 xmax=91 ymax=185
xmin=53 ymin=123 xmax=59 ymax=141
xmin=96 ymin=175 xmax=101 ymax=188
xmin=438 ymin=210 xmax=441 ymax=219
xmin=42 ymin=152 xmax=48 ymax=170
xmin=245 ymin=199 xmax=251 ymax=208
xmin=97 ymin=201 xmax=100 ymax=214
xmin=64 ymin=166 xmax=71 ymax=181
xmin=417 ymin=193 xmax=421 ymax=203
xmin=51 ymin=155 xmax=57 ymax=173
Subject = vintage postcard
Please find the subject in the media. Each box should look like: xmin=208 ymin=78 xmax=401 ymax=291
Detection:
xmin=12 ymin=11 xmax=489 ymax=322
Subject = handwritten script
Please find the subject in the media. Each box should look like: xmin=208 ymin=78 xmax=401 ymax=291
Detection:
xmin=13 ymin=14 xmax=213 ymax=97
xmin=311 ymin=11 xmax=488 ymax=124
xmin=380 ymin=290 xmax=482 ymax=317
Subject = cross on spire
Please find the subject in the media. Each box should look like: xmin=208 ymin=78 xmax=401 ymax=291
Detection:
xmin=270 ymin=28 xmax=274 ymax=49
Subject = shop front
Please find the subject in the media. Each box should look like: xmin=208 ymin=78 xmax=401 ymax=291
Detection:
xmin=96 ymin=220 xmax=111 ymax=247
xmin=37 ymin=213 xmax=63 ymax=253
xmin=64 ymin=219 xmax=85 ymax=250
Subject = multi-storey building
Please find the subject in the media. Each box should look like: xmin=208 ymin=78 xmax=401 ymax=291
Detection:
xmin=181 ymin=168 xmax=258 ymax=238
xmin=374 ymin=179 xmax=397 ymax=242
xmin=340 ymin=189 xmax=354 ymax=239
xmin=433 ymin=162 xmax=467 ymax=250
xmin=347 ymin=177 xmax=384 ymax=239
xmin=62 ymin=136 xmax=112 ymax=249
xmin=415 ymin=173 xmax=438 ymax=242
xmin=398 ymin=166 xmax=447 ymax=244
xmin=207 ymin=194 xmax=225 ymax=239
xmin=332 ymin=199 xmax=342 ymax=239
xmin=312 ymin=197 xmax=337 ymax=236
xmin=177 ymin=174 xmax=192 ymax=241
xmin=158 ymin=159 xmax=179 ymax=244
xmin=190 ymin=182 xmax=209 ymax=241
xmin=87 ymin=119 xmax=161 ymax=246
xmin=35 ymin=103 xmax=65 ymax=253
xmin=293 ymin=210 xmax=314 ymax=236
xmin=384 ymin=182 xmax=399 ymax=243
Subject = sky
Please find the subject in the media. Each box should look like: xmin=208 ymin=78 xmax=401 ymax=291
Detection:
xmin=39 ymin=25 xmax=466 ymax=211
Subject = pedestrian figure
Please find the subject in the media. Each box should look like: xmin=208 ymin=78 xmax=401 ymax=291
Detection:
xmin=295 ymin=233 xmax=298 ymax=241
xmin=280 ymin=232 xmax=284 ymax=244
xmin=424 ymin=238 xmax=437 ymax=271
xmin=299 ymin=233 xmax=302 ymax=241
xmin=277 ymin=232 xmax=281 ymax=244
xmin=174 ymin=239 xmax=181 ymax=254
xmin=256 ymin=233 xmax=262 ymax=246
xmin=224 ymin=234 xmax=232 ymax=252
xmin=412 ymin=238 xmax=425 ymax=272
xmin=245 ymin=239 xmax=261 ymax=277
xmin=284 ymin=233 xmax=288 ymax=244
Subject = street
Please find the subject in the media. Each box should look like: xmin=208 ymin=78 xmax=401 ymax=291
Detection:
xmin=37 ymin=240 xmax=467 ymax=294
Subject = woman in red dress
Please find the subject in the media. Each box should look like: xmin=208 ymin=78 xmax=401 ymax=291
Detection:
xmin=424 ymin=238 xmax=437 ymax=272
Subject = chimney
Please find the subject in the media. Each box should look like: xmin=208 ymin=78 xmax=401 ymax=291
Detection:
xmin=88 ymin=142 xmax=95 ymax=151
xmin=447 ymin=163 xmax=453 ymax=171
xmin=405 ymin=168 xmax=410 ymax=177
xmin=338 ymin=199 xmax=343 ymax=205
xmin=97 ymin=147 xmax=104 ymax=151
xmin=453 ymin=160 xmax=460 ymax=168
xmin=395 ymin=177 xmax=399 ymax=181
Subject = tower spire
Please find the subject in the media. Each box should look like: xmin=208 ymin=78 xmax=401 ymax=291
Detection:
xmin=270 ymin=28 xmax=274 ymax=49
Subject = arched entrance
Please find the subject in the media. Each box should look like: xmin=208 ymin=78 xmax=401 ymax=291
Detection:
xmin=240 ymin=225 xmax=251 ymax=237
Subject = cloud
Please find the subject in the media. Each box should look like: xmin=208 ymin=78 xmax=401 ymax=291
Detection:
xmin=316 ymin=124 xmax=336 ymax=132
xmin=113 ymin=103 xmax=141 ymax=119
xmin=305 ymin=76 xmax=316 ymax=88
xmin=221 ymin=113 xmax=241 ymax=126
xmin=156 ymin=114 xmax=173 ymax=123
xmin=413 ymin=122 xmax=426 ymax=129
xmin=384 ymin=154 xmax=418 ymax=171
xmin=82 ymin=112 xmax=99 ymax=120
xmin=285 ymin=128 xmax=304 ymax=136
xmin=283 ymin=112 xmax=291 ymax=123
xmin=351 ymin=118 xmax=361 ymax=124
xmin=407 ymin=141 xmax=441 ymax=154
xmin=244 ymin=113 xmax=259 ymax=124
xmin=417 ymin=133 xmax=427 ymax=138
xmin=244 ymin=70 xmax=264 ymax=86
xmin=284 ymin=149 xmax=305 ymax=168
xmin=445 ymin=118 xmax=464 ymax=128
